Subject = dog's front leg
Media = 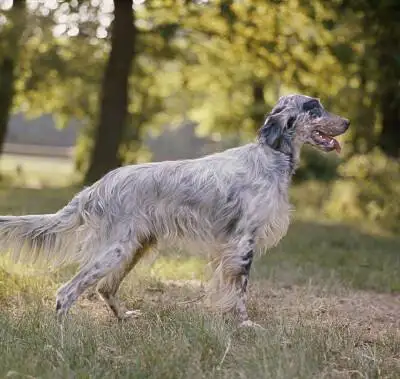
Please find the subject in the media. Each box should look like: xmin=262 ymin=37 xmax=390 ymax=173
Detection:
xmin=208 ymin=233 xmax=263 ymax=327
xmin=231 ymin=235 xmax=265 ymax=329
xmin=235 ymin=236 xmax=255 ymax=324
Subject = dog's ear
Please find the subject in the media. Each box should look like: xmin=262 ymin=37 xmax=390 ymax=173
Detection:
xmin=259 ymin=115 xmax=284 ymax=150
xmin=258 ymin=108 xmax=293 ymax=155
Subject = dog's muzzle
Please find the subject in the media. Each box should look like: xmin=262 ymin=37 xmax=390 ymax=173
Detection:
xmin=311 ymin=118 xmax=350 ymax=153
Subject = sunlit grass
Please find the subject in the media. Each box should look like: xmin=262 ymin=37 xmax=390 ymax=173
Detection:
xmin=150 ymin=256 xmax=207 ymax=281
xmin=0 ymin=153 xmax=76 ymax=188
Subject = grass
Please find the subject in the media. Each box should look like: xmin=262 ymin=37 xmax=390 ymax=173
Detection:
xmin=1 ymin=303 xmax=398 ymax=379
xmin=260 ymin=221 xmax=400 ymax=293
xmin=0 ymin=153 xmax=75 ymax=188
xmin=0 ymin=156 xmax=399 ymax=378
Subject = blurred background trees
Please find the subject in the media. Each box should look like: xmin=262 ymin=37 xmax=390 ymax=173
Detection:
xmin=0 ymin=0 xmax=398 ymax=231
xmin=84 ymin=0 xmax=136 ymax=184
xmin=0 ymin=0 xmax=26 ymax=155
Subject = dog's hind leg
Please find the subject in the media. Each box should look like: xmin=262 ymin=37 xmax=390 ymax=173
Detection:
xmin=55 ymin=239 xmax=138 ymax=321
xmin=96 ymin=240 xmax=154 ymax=320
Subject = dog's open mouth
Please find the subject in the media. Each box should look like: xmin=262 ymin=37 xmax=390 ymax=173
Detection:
xmin=311 ymin=130 xmax=342 ymax=153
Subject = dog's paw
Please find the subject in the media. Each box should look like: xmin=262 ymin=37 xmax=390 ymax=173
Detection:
xmin=55 ymin=296 xmax=71 ymax=323
xmin=239 ymin=320 xmax=265 ymax=329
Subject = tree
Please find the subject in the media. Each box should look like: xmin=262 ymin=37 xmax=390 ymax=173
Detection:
xmin=12 ymin=0 xmax=179 ymax=179
xmin=320 ymin=0 xmax=400 ymax=157
xmin=9 ymin=0 xmax=397 ymax=184
xmin=169 ymin=0 xmax=346 ymax=140
xmin=84 ymin=0 xmax=136 ymax=184
xmin=373 ymin=6 xmax=400 ymax=158
xmin=0 ymin=0 xmax=26 ymax=156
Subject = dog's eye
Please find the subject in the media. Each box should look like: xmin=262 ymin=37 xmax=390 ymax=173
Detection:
xmin=287 ymin=116 xmax=296 ymax=129
xmin=302 ymin=99 xmax=320 ymax=112
xmin=302 ymin=100 xmax=322 ymax=118
xmin=309 ymin=108 xmax=322 ymax=118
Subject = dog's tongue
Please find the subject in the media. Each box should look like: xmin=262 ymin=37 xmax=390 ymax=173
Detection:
xmin=313 ymin=131 xmax=342 ymax=153
xmin=332 ymin=139 xmax=341 ymax=153
xmin=321 ymin=134 xmax=341 ymax=153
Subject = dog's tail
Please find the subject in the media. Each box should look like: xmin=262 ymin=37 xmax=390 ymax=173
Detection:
xmin=0 ymin=188 xmax=91 ymax=267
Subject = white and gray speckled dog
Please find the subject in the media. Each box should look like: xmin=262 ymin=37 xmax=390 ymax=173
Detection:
xmin=0 ymin=94 xmax=349 ymax=326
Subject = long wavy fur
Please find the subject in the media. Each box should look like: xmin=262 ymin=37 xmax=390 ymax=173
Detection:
xmin=0 ymin=145 xmax=291 ymax=308
xmin=0 ymin=94 xmax=349 ymax=321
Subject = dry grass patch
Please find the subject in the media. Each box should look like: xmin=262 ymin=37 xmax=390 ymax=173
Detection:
xmin=0 ymin=277 xmax=399 ymax=379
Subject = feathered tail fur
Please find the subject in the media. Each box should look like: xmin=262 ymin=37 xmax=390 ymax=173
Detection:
xmin=0 ymin=188 xmax=91 ymax=267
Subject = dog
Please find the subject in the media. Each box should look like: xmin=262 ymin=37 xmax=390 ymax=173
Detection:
xmin=0 ymin=94 xmax=349 ymax=326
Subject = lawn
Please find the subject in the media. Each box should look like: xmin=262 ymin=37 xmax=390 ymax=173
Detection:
xmin=0 ymin=153 xmax=75 ymax=188
xmin=0 ymin=156 xmax=399 ymax=378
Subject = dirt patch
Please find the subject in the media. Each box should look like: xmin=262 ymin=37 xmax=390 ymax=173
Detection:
xmin=74 ymin=278 xmax=400 ymax=344
xmin=249 ymin=280 xmax=400 ymax=342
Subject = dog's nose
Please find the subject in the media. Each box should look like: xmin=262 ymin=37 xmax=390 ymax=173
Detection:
xmin=343 ymin=118 xmax=350 ymax=129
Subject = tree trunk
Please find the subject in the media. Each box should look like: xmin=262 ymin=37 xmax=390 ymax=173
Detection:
xmin=84 ymin=0 xmax=136 ymax=184
xmin=0 ymin=0 xmax=26 ymax=156
xmin=378 ymin=89 xmax=400 ymax=158
xmin=376 ymin=30 xmax=400 ymax=158
xmin=0 ymin=58 xmax=15 ymax=155
xmin=251 ymin=81 xmax=266 ymax=131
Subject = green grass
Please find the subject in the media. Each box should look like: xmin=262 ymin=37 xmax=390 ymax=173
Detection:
xmin=0 ymin=153 xmax=75 ymax=188
xmin=0 ymin=303 xmax=398 ymax=379
xmin=0 ymin=158 xmax=399 ymax=378
xmin=262 ymin=221 xmax=400 ymax=293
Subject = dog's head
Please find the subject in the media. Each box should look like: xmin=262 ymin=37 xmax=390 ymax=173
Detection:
xmin=258 ymin=94 xmax=350 ymax=154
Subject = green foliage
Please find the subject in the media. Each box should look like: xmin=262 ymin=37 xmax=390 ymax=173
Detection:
xmin=0 ymin=0 xmax=27 ymax=151
xmin=324 ymin=150 xmax=400 ymax=232
xmin=290 ymin=150 xmax=400 ymax=234
xmin=3 ymin=0 xmax=399 ymax=162
xmin=294 ymin=147 xmax=341 ymax=182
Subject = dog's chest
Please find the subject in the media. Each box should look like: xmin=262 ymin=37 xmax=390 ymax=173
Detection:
xmin=252 ymin=183 xmax=292 ymax=250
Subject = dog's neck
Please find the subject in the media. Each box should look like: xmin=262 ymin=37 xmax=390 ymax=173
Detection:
xmin=260 ymin=141 xmax=301 ymax=178
xmin=277 ymin=149 xmax=296 ymax=177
